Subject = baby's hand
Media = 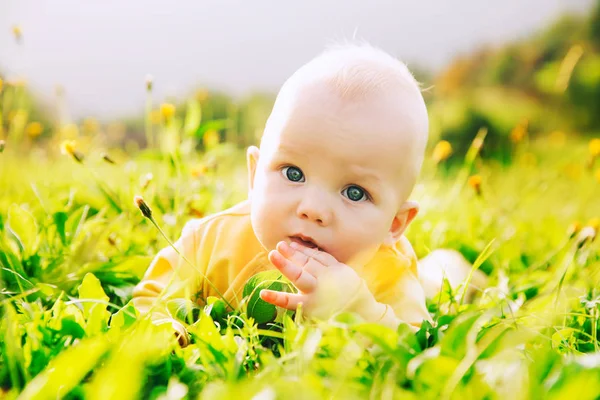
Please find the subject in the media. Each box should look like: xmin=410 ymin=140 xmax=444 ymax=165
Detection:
xmin=260 ymin=241 xmax=364 ymax=320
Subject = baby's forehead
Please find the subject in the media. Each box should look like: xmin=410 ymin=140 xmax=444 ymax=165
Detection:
xmin=272 ymin=81 xmax=423 ymax=144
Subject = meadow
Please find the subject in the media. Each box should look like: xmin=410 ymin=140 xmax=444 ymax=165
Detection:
xmin=2 ymin=7 xmax=600 ymax=397
xmin=0 ymin=88 xmax=599 ymax=399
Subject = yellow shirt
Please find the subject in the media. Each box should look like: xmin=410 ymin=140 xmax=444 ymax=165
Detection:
xmin=132 ymin=200 xmax=430 ymax=330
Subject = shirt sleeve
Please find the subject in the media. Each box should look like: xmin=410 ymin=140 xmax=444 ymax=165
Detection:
xmin=366 ymin=237 xmax=432 ymax=327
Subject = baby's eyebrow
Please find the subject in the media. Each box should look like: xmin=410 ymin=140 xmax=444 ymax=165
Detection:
xmin=347 ymin=166 xmax=381 ymax=185
xmin=273 ymin=146 xmax=308 ymax=163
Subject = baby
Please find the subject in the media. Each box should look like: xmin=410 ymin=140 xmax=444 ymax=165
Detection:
xmin=133 ymin=43 xmax=431 ymax=346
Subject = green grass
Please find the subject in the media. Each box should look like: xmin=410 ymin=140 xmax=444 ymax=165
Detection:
xmin=0 ymin=127 xmax=599 ymax=399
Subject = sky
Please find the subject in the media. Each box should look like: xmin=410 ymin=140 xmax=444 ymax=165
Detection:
xmin=0 ymin=0 xmax=594 ymax=120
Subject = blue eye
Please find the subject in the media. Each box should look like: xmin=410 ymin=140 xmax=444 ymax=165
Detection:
xmin=282 ymin=166 xmax=305 ymax=182
xmin=343 ymin=185 xmax=367 ymax=202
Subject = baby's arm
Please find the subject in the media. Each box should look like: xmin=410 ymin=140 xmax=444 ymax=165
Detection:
xmin=132 ymin=223 xmax=201 ymax=346
xmin=350 ymin=272 xmax=430 ymax=331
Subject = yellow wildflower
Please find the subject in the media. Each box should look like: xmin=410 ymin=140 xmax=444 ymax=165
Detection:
xmin=12 ymin=25 xmax=22 ymax=41
xmin=468 ymin=175 xmax=482 ymax=196
xmin=589 ymin=138 xmax=600 ymax=158
xmin=588 ymin=218 xmax=600 ymax=231
xmin=160 ymin=103 xmax=176 ymax=121
xmin=195 ymin=88 xmax=209 ymax=102
xmin=191 ymin=164 xmax=209 ymax=178
xmin=0 ymin=78 xmax=3 ymax=93
xmin=60 ymin=140 xmax=77 ymax=156
xmin=203 ymin=129 xmax=219 ymax=149
xmin=510 ymin=120 xmax=528 ymax=143
xmin=60 ymin=140 xmax=84 ymax=163
xmin=432 ymin=140 xmax=452 ymax=164
xmin=567 ymin=221 xmax=581 ymax=238
xmin=25 ymin=122 xmax=43 ymax=137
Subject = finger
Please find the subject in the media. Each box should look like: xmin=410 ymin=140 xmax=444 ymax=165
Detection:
xmin=260 ymin=290 xmax=305 ymax=311
xmin=269 ymin=249 xmax=317 ymax=292
xmin=277 ymin=241 xmax=322 ymax=276
xmin=289 ymin=241 xmax=338 ymax=266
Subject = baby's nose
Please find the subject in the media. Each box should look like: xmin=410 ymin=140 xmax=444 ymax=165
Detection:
xmin=297 ymin=195 xmax=332 ymax=226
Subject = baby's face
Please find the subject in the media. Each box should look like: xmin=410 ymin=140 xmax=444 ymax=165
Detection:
xmin=248 ymin=83 xmax=420 ymax=267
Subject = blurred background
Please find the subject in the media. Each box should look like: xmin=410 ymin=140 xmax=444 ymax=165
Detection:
xmin=0 ymin=0 xmax=598 ymax=165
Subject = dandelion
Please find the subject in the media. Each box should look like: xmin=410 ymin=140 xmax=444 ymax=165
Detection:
xmin=0 ymin=78 xmax=3 ymax=93
xmin=60 ymin=140 xmax=76 ymax=155
xmin=567 ymin=221 xmax=582 ymax=239
xmin=195 ymin=88 xmax=209 ymax=102
xmin=160 ymin=103 xmax=176 ymax=121
xmin=191 ymin=164 xmax=208 ymax=178
xmin=203 ymin=129 xmax=219 ymax=149
xmin=576 ymin=226 xmax=596 ymax=248
xmin=468 ymin=174 xmax=482 ymax=196
xmin=510 ymin=120 xmax=528 ymax=143
xmin=12 ymin=25 xmax=22 ymax=42
xmin=188 ymin=206 xmax=204 ymax=218
xmin=0 ymin=140 xmax=5 ymax=153
xmin=60 ymin=140 xmax=84 ymax=163
xmin=590 ymin=138 xmax=600 ymax=158
xmin=145 ymin=74 xmax=153 ymax=92
xmin=25 ymin=122 xmax=43 ymax=138
xmin=588 ymin=218 xmax=600 ymax=231
xmin=134 ymin=195 xmax=153 ymax=219
xmin=432 ymin=140 xmax=452 ymax=164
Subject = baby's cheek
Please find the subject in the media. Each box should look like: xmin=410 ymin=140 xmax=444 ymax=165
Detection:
xmin=338 ymin=224 xmax=384 ymax=263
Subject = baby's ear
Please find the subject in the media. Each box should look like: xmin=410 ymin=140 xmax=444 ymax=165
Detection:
xmin=385 ymin=201 xmax=419 ymax=246
xmin=246 ymin=146 xmax=260 ymax=195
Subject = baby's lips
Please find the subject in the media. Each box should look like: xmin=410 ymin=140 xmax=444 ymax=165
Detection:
xmin=288 ymin=235 xmax=326 ymax=252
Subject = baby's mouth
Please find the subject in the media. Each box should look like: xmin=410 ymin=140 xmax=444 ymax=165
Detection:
xmin=289 ymin=235 xmax=322 ymax=251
